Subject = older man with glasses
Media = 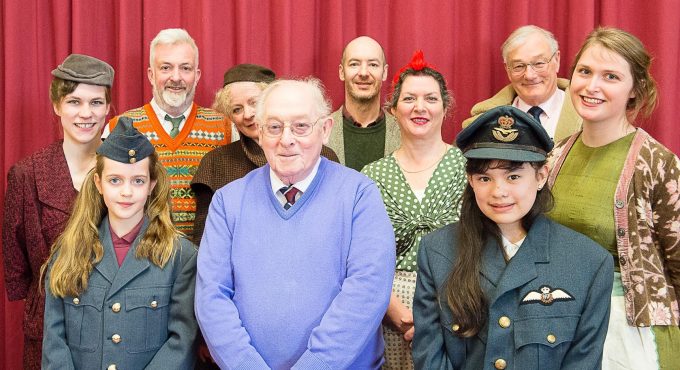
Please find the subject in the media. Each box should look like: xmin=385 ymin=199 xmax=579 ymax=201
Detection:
xmin=462 ymin=25 xmax=581 ymax=141
xmin=195 ymin=78 xmax=396 ymax=370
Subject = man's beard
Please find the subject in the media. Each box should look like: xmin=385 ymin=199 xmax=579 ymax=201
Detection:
xmin=154 ymin=82 xmax=196 ymax=111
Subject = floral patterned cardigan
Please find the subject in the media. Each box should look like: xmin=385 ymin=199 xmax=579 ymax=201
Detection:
xmin=547 ymin=128 xmax=680 ymax=327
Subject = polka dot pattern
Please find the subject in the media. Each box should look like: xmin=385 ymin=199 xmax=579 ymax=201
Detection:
xmin=363 ymin=147 xmax=467 ymax=271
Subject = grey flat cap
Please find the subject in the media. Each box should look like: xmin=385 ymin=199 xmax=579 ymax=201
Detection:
xmin=52 ymin=54 xmax=114 ymax=87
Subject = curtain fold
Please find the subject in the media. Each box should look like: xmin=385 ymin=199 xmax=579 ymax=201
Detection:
xmin=2 ymin=1 xmax=678 ymax=367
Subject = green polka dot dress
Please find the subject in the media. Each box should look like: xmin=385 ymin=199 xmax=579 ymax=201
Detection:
xmin=362 ymin=147 xmax=466 ymax=271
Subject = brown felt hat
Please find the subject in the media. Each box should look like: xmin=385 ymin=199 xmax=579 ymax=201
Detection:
xmin=52 ymin=54 xmax=114 ymax=87
xmin=222 ymin=64 xmax=275 ymax=87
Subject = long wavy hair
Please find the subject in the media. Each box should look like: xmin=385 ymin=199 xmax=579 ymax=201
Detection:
xmin=443 ymin=159 xmax=553 ymax=337
xmin=42 ymin=152 xmax=179 ymax=297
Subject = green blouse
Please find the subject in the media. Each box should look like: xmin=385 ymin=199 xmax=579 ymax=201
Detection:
xmin=362 ymin=147 xmax=466 ymax=271
xmin=550 ymin=132 xmax=635 ymax=271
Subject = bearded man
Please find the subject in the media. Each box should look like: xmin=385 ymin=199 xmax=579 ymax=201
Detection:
xmin=107 ymin=28 xmax=230 ymax=237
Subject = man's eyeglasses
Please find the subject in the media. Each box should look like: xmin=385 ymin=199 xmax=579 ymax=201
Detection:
xmin=508 ymin=51 xmax=557 ymax=75
xmin=260 ymin=117 xmax=325 ymax=137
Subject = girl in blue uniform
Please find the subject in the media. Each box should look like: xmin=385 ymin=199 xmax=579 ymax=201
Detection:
xmin=412 ymin=106 xmax=613 ymax=370
xmin=41 ymin=118 xmax=198 ymax=370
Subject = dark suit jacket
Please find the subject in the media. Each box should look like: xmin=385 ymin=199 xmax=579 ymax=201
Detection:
xmin=42 ymin=217 xmax=198 ymax=370
xmin=412 ymin=216 xmax=613 ymax=370
xmin=2 ymin=141 xmax=77 ymax=349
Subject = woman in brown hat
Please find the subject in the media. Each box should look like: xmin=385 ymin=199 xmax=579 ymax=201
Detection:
xmin=2 ymin=53 xmax=114 ymax=370
xmin=191 ymin=64 xmax=338 ymax=246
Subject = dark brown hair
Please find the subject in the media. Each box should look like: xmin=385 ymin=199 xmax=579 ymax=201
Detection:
xmin=444 ymin=159 xmax=553 ymax=337
xmin=49 ymin=77 xmax=112 ymax=105
xmin=387 ymin=67 xmax=454 ymax=114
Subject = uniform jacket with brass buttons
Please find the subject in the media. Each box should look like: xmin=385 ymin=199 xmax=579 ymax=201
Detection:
xmin=412 ymin=215 xmax=613 ymax=370
xmin=42 ymin=217 xmax=198 ymax=370
xmin=549 ymin=129 xmax=680 ymax=327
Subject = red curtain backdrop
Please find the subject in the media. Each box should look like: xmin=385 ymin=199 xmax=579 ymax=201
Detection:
xmin=1 ymin=1 xmax=679 ymax=367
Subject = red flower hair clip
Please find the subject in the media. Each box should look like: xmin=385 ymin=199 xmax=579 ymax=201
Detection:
xmin=392 ymin=50 xmax=435 ymax=86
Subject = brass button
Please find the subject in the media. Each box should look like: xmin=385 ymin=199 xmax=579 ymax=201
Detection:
xmin=112 ymin=334 xmax=121 ymax=344
xmin=107 ymin=365 xmax=117 ymax=370
xmin=128 ymin=149 xmax=136 ymax=157
xmin=615 ymin=199 xmax=624 ymax=208
xmin=112 ymin=303 xmax=121 ymax=313
xmin=150 ymin=300 xmax=158 ymax=309
xmin=129 ymin=157 xmax=137 ymax=164
xmin=547 ymin=334 xmax=556 ymax=343
xmin=498 ymin=316 xmax=511 ymax=328
xmin=494 ymin=358 xmax=507 ymax=369
xmin=72 ymin=297 xmax=80 ymax=305
xmin=451 ymin=324 xmax=460 ymax=332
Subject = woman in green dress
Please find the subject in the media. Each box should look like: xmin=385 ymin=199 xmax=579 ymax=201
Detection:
xmin=362 ymin=51 xmax=466 ymax=370
xmin=548 ymin=27 xmax=680 ymax=369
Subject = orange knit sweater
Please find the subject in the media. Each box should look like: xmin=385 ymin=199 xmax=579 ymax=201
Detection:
xmin=109 ymin=103 xmax=229 ymax=236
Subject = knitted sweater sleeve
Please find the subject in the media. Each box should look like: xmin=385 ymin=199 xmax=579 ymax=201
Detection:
xmin=194 ymin=189 xmax=270 ymax=370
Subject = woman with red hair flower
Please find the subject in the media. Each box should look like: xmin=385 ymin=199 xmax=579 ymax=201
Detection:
xmin=362 ymin=51 xmax=466 ymax=369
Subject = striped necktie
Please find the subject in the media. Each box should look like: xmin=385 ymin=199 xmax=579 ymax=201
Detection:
xmin=165 ymin=114 xmax=185 ymax=138
xmin=280 ymin=186 xmax=301 ymax=210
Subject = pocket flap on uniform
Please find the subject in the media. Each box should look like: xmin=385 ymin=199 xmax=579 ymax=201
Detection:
xmin=514 ymin=315 xmax=579 ymax=348
xmin=125 ymin=286 xmax=172 ymax=311
xmin=64 ymin=286 xmax=107 ymax=311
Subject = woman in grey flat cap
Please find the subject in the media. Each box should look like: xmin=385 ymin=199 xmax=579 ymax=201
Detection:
xmin=412 ymin=106 xmax=613 ymax=369
xmin=2 ymin=53 xmax=113 ymax=370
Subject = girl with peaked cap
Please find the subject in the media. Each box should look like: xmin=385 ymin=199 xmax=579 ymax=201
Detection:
xmin=191 ymin=64 xmax=338 ymax=247
xmin=548 ymin=27 xmax=680 ymax=369
xmin=2 ymin=53 xmax=113 ymax=370
xmin=412 ymin=106 xmax=613 ymax=369
xmin=41 ymin=118 xmax=198 ymax=369
xmin=361 ymin=50 xmax=466 ymax=370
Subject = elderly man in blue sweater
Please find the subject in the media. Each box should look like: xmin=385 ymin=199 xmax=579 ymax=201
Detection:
xmin=195 ymin=77 xmax=396 ymax=370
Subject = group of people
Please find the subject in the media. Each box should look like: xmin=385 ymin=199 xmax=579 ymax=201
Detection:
xmin=2 ymin=23 xmax=678 ymax=370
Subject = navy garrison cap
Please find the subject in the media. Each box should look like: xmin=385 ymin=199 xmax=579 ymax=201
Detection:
xmin=456 ymin=106 xmax=553 ymax=162
xmin=98 ymin=117 xmax=154 ymax=164
xmin=52 ymin=54 xmax=114 ymax=87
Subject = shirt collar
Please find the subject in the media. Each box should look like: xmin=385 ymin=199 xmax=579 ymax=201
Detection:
xmin=342 ymin=105 xmax=385 ymax=128
xmin=269 ymin=157 xmax=321 ymax=195
xmin=109 ymin=217 xmax=145 ymax=245
xmin=150 ymin=98 xmax=193 ymax=121
xmin=513 ymin=88 xmax=564 ymax=120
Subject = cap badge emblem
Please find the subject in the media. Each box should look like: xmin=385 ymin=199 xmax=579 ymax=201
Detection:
xmin=492 ymin=115 xmax=518 ymax=142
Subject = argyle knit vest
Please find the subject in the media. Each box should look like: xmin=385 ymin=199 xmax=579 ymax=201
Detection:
xmin=110 ymin=103 xmax=229 ymax=235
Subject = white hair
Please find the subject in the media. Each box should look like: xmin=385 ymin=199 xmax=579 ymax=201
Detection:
xmin=149 ymin=28 xmax=199 ymax=67
xmin=255 ymin=78 xmax=331 ymax=125
xmin=501 ymin=25 xmax=558 ymax=63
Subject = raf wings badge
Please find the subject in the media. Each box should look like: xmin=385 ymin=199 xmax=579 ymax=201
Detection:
xmin=492 ymin=115 xmax=519 ymax=142
xmin=521 ymin=285 xmax=574 ymax=306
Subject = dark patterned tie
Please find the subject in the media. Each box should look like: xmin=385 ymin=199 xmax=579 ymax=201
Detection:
xmin=165 ymin=114 xmax=185 ymax=138
xmin=280 ymin=186 xmax=301 ymax=210
xmin=527 ymin=106 xmax=544 ymax=124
